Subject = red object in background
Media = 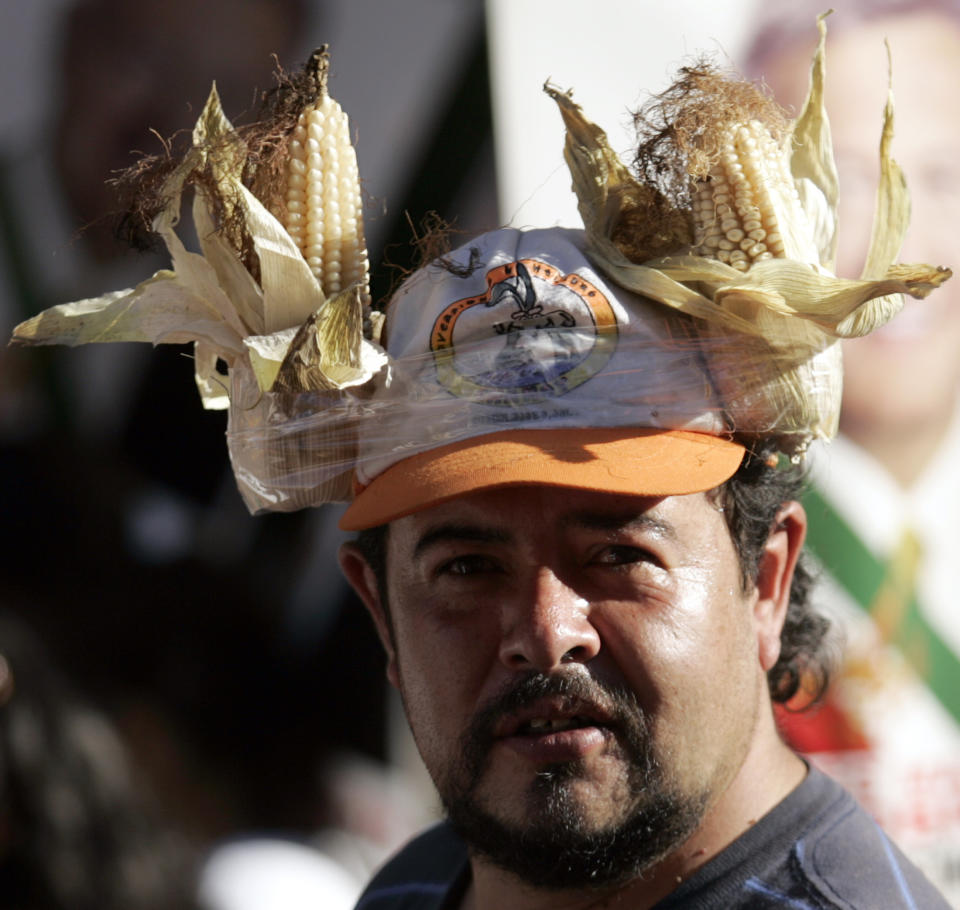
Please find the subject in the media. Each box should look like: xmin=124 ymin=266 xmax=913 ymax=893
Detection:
xmin=776 ymin=698 xmax=871 ymax=754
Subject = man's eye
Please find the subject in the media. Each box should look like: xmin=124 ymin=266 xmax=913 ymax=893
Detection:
xmin=592 ymin=545 xmax=656 ymax=567
xmin=436 ymin=554 xmax=499 ymax=577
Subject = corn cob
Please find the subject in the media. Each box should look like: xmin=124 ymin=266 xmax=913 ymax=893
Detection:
xmin=279 ymin=50 xmax=370 ymax=307
xmin=690 ymin=119 xmax=816 ymax=270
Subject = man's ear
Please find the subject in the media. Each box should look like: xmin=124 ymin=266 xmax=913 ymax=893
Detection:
xmin=753 ymin=500 xmax=807 ymax=672
xmin=338 ymin=542 xmax=400 ymax=688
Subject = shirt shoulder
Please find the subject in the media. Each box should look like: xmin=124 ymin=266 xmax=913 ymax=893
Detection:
xmin=354 ymin=823 xmax=469 ymax=910
xmin=658 ymin=768 xmax=951 ymax=909
xmin=789 ymin=775 xmax=950 ymax=909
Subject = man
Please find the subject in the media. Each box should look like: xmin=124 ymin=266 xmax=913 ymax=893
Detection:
xmin=7 ymin=15 xmax=952 ymax=908
xmin=334 ymin=224 xmax=949 ymax=909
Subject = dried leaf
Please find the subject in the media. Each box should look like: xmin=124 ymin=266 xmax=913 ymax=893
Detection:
xmin=788 ymin=12 xmax=840 ymax=270
xmin=193 ymin=191 xmax=265 ymax=335
xmin=194 ymin=341 xmax=231 ymax=410
xmin=272 ymin=286 xmax=387 ymax=395
xmin=11 ymin=272 xmax=244 ymax=354
xmin=243 ymin=328 xmax=299 ymax=393
xmin=861 ymin=53 xmax=909 ymax=282
xmin=153 ymin=214 xmax=249 ymax=342
xmin=546 ymin=83 xmax=692 ymax=263
xmin=680 ymin=257 xmax=950 ymax=338
xmin=237 ymin=183 xmax=324 ymax=333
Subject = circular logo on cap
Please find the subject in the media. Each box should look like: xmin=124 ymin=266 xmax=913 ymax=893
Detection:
xmin=429 ymin=258 xmax=618 ymax=402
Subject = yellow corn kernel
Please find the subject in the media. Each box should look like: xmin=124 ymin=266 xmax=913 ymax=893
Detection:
xmin=691 ymin=120 xmax=815 ymax=270
xmin=281 ymin=58 xmax=370 ymax=307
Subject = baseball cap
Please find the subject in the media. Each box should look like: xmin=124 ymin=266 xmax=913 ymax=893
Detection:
xmin=338 ymin=227 xmax=746 ymax=530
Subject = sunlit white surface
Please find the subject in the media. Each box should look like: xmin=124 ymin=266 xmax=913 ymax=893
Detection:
xmin=198 ymin=839 xmax=362 ymax=910
xmin=486 ymin=0 xmax=756 ymax=229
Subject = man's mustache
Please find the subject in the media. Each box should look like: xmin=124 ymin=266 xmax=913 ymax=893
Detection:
xmin=458 ymin=671 xmax=651 ymax=784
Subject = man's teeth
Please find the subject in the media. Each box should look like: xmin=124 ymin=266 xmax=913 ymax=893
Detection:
xmin=523 ymin=716 xmax=590 ymax=733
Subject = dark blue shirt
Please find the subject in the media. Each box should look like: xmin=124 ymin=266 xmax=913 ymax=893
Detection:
xmin=354 ymin=767 xmax=950 ymax=909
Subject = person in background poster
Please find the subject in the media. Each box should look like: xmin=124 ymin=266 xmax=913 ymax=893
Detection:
xmin=742 ymin=3 xmax=960 ymax=902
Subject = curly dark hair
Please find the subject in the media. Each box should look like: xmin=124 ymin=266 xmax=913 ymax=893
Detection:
xmin=710 ymin=445 xmax=831 ymax=705
xmin=353 ymin=445 xmax=832 ymax=707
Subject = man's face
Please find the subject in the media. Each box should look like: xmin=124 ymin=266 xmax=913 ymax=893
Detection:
xmin=348 ymin=485 xmax=782 ymax=887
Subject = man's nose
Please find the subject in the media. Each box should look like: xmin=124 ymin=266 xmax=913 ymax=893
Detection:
xmin=498 ymin=567 xmax=601 ymax=672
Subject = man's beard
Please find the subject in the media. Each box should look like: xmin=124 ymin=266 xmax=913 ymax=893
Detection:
xmin=437 ymin=672 xmax=708 ymax=890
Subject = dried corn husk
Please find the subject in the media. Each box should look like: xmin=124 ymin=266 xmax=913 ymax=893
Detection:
xmin=548 ymin=13 xmax=951 ymax=455
xmin=228 ymin=284 xmax=389 ymax=510
xmin=11 ymin=51 xmax=388 ymax=511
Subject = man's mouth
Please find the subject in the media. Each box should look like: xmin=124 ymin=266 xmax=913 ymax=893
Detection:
xmin=516 ymin=715 xmax=597 ymax=735
xmin=492 ymin=697 xmax=614 ymax=763
xmin=495 ymin=696 xmax=612 ymax=737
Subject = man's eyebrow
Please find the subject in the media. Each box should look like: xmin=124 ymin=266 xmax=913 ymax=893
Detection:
xmin=413 ymin=523 xmax=512 ymax=559
xmin=563 ymin=510 xmax=677 ymax=539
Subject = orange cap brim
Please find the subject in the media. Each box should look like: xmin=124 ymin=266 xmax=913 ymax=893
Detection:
xmin=339 ymin=427 xmax=745 ymax=531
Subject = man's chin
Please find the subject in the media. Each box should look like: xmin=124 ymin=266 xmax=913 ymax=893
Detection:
xmin=443 ymin=773 xmax=707 ymax=890
xmin=436 ymin=671 xmax=704 ymax=888
xmin=475 ymin=754 xmax=630 ymax=821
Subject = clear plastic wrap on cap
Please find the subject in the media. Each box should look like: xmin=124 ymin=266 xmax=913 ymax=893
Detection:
xmin=223 ymin=226 xmax=761 ymax=524
xmin=337 ymin=226 xmax=750 ymax=528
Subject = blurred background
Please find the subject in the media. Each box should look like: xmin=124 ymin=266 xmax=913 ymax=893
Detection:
xmin=0 ymin=1 xmax=499 ymax=904
xmin=1 ymin=0 xmax=958 ymax=907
